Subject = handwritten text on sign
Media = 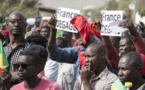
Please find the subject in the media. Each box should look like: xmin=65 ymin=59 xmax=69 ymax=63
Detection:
xmin=56 ymin=7 xmax=80 ymax=33
xmin=101 ymin=11 xmax=123 ymax=36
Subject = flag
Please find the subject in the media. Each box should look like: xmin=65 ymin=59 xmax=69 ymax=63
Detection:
xmin=56 ymin=29 xmax=60 ymax=37
xmin=0 ymin=40 xmax=9 ymax=71
xmin=111 ymin=79 xmax=126 ymax=90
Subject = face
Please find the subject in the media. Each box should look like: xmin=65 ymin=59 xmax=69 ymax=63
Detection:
xmin=61 ymin=31 xmax=72 ymax=42
xmin=15 ymin=55 xmax=39 ymax=81
xmin=40 ymin=28 xmax=50 ymax=38
xmin=85 ymin=46 xmax=103 ymax=72
xmin=118 ymin=57 xmax=137 ymax=84
xmin=6 ymin=13 xmax=26 ymax=37
xmin=119 ymin=39 xmax=132 ymax=56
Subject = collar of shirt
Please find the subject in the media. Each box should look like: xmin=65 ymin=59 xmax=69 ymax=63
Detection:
xmin=90 ymin=67 xmax=108 ymax=83
xmin=3 ymin=38 xmax=26 ymax=47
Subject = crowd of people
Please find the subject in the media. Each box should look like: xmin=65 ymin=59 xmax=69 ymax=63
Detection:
xmin=0 ymin=10 xmax=144 ymax=90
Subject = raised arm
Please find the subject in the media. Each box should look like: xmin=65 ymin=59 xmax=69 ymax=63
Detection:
xmin=94 ymin=22 xmax=120 ymax=71
xmin=119 ymin=21 xmax=145 ymax=55
xmin=47 ymin=15 xmax=79 ymax=63
xmin=48 ymin=14 xmax=57 ymax=46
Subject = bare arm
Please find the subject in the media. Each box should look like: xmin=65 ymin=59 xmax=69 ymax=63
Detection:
xmin=119 ymin=21 xmax=145 ymax=55
xmin=48 ymin=15 xmax=57 ymax=46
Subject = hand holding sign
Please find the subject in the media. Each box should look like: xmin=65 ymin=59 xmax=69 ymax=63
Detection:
xmin=93 ymin=21 xmax=102 ymax=34
xmin=56 ymin=7 xmax=80 ymax=33
xmin=101 ymin=11 xmax=124 ymax=36
xmin=118 ymin=21 xmax=138 ymax=37
xmin=48 ymin=14 xmax=57 ymax=30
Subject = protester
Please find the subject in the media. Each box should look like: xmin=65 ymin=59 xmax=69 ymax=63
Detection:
xmin=10 ymin=50 xmax=62 ymax=90
xmin=40 ymin=26 xmax=50 ymax=40
xmin=93 ymin=21 xmax=145 ymax=74
xmin=59 ymin=31 xmax=80 ymax=47
xmin=4 ymin=11 xmax=29 ymax=71
xmin=73 ymin=43 xmax=118 ymax=90
xmin=47 ymin=15 xmax=102 ymax=90
xmin=2 ymin=12 xmax=30 ymax=86
xmin=117 ymin=51 xmax=145 ymax=90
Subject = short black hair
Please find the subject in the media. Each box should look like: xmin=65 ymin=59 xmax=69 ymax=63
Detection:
xmin=26 ymin=34 xmax=48 ymax=48
xmin=41 ymin=26 xmax=50 ymax=30
xmin=121 ymin=51 xmax=143 ymax=69
xmin=20 ymin=50 xmax=41 ymax=64
xmin=121 ymin=35 xmax=133 ymax=45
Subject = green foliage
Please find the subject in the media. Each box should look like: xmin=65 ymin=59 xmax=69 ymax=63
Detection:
xmin=0 ymin=0 xmax=41 ymax=19
xmin=118 ymin=0 xmax=132 ymax=15
xmin=107 ymin=0 xmax=118 ymax=10
xmin=138 ymin=8 xmax=145 ymax=17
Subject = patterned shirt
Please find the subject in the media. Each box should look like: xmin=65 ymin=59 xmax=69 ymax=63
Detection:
xmin=3 ymin=39 xmax=30 ymax=71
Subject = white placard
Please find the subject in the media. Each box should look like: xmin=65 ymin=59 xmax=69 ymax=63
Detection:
xmin=109 ymin=20 xmax=128 ymax=36
xmin=56 ymin=7 xmax=80 ymax=33
xmin=101 ymin=10 xmax=124 ymax=36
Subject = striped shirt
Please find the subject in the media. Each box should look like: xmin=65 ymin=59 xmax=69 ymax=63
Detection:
xmin=3 ymin=39 xmax=30 ymax=71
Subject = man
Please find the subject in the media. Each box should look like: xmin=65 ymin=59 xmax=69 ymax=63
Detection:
xmin=119 ymin=35 xmax=136 ymax=56
xmin=40 ymin=26 xmax=50 ymax=40
xmin=10 ymin=50 xmax=62 ymax=90
xmin=1 ymin=11 xmax=30 ymax=86
xmin=73 ymin=43 xmax=118 ymax=90
xmin=47 ymin=15 xmax=102 ymax=89
xmin=117 ymin=51 xmax=145 ymax=90
xmin=59 ymin=31 xmax=80 ymax=47
xmin=4 ymin=11 xmax=29 ymax=72
xmin=94 ymin=21 xmax=145 ymax=73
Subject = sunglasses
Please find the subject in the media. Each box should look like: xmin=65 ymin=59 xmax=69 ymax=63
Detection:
xmin=13 ymin=64 xmax=36 ymax=69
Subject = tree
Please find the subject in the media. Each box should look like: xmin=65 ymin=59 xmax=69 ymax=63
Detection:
xmin=0 ymin=0 xmax=41 ymax=20
xmin=107 ymin=0 xmax=118 ymax=10
xmin=118 ymin=0 xmax=132 ymax=16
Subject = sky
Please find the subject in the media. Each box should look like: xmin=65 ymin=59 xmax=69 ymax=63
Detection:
xmin=40 ymin=0 xmax=106 ymax=10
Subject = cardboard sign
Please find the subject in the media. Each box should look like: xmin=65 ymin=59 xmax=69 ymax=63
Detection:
xmin=101 ymin=11 xmax=126 ymax=36
xmin=56 ymin=7 xmax=80 ymax=33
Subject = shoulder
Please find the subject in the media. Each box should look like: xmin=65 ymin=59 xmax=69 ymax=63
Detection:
xmin=10 ymin=82 xmax=24 ymax=90
xmin=41 ymin=79 xmax=62 ymax=90
xmin=104 ymin=69 xmax=118 ymax=85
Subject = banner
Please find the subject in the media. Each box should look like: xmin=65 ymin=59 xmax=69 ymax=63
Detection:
xmin=56 ymin=7 xmax=80 ymax=33
xmin=101 ymin=10 xmax=127 ymax=36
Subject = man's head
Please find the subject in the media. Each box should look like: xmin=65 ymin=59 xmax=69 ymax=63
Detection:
xmin=6 ymin=11 xmax=26 ymax=37
xmin=60 ymin=31 xmax=72 ymax=43
xmin=56 ymin=37 xmax=68 ymax=48
xmin=26 ymin=45 xmax=48 ymax=73
xmin=15 ymin=50 xmax=41 ymax=81
xmin=118 ymin=51 xmax=143 ymax=84
xmin=119 ymin=36 xmax=135 ymax=56
xmin=85 ymin=43 xmax=106 ymax=73
xmin=40 ymin=26 xmax=50 ymax=39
